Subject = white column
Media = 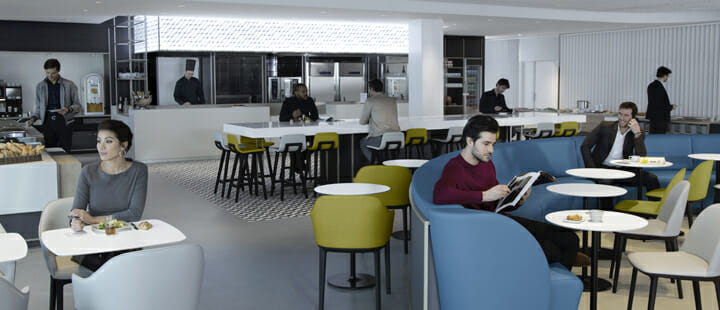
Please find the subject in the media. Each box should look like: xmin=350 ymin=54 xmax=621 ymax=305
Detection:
xmin=408 ymin=19 xmax=444 ymax=117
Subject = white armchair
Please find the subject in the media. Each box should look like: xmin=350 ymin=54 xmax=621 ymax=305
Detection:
xmin=72 ymin=243 xmax=205 ymax=310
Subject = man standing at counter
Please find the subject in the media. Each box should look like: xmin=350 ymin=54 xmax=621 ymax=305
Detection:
xmin=173 ymin=59 xmax=205 ymax=105
xmin=479 ymin=78 xmax=512 ymax=114
xmin=359 ymin=79 xmax=400 ymax=162
xmin=581 ymin=101 xmax=660 ymax=196
xmin=27 ymin=58 xmax=81 ymax=152
xmin=646 ymin=66 xmax=676 ymax=134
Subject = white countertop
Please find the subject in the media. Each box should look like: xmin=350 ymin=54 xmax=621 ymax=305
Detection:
xmin=546 ymin=210 xmax=648 ymax=232
xmin=0 ymin=233 xmax=27 ymax=263
xmin=225 ymin=112 xmax=586 ymax=138
xmin=40 ymin=219 xmax=186 ymax=256
xmin=383 ymin=159 xmax=429 ymax=169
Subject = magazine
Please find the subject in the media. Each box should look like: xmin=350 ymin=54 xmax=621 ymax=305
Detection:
xmin=495 ymin=171 xmax=556 ymax=213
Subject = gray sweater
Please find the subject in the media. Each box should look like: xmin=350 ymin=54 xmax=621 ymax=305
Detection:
xmin=32 ymin=76 xmax=81 ymax=126
xmin=72 ymin=161 xmax=148 ymax=222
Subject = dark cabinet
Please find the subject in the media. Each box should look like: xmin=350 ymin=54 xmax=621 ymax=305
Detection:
xmin=464 ymin=37 xmax=484 ymax=58
xmin=444 ymin=35 xmax=484 ymax=58
xmin=215 ymin=55 xmax=263 ymax=104
xmin=444 ymin=36 xmax=464 ymax=58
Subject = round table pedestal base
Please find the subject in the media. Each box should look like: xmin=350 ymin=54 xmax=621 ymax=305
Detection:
xmin=328 ymin=273 xmax=375 ymax=289
xmin=581 ymin=277 xmax=612 ymax=292
xmin=391 ymin=231 xmax=408 ymax=240
xmin=582 ymin=247 xmax=615 ymax=260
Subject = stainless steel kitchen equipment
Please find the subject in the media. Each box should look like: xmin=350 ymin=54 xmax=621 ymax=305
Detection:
xmin=267 ymin=77 xmax=302 ymax=102
xmin=308 ymin=58 xmax=366 ymax=102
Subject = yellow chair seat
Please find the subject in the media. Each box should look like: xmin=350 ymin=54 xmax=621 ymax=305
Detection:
xmin=615 ymin=200 xmax=662 ymax=216
xmin=226 ymin=134 xmax=266 ymax=153
xmin=645 ymin=168 xmax=687 ymax=200
xmin=311 ymin=195 xmax=394 ymax=249
xmin=554 ymin=121 xmax=579 ymax=137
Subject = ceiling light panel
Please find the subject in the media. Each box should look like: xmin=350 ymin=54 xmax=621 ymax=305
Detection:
xmin=134 ymin=16 xmax=409 ymax=53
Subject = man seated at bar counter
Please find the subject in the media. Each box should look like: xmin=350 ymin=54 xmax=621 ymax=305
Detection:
xmin=580 ymin=101 xmax=660 ymax=200
xmin=359 ymin=79 xmax=400 ymax=162
xmin=433 ymin=115 xmax=588 ymax=269
xmin=279 ymin=83 xmax=318 ymax=121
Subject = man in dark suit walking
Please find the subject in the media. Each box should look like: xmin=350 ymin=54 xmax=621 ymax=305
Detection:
xmin=646 ymin=66 xmax=676 ymax=134
xmin=581 ymin=102 xmax=660 ymax=203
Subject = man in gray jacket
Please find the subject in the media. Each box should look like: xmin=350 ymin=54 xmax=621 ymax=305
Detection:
xmin=359 ymin=79 xmax=400 ymax=162
xmin=27 ymin=59 xmax=81 ymax=151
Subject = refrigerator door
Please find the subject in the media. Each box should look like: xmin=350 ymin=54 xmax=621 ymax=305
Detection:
xmin=385 ymin=76 xmax=408 ymax=102
xmin=338 ymin=63 xmax=365 ymax=102
xmin=464 ymin=59 xmax=483 ymax=114
xmin=309 ymin=63 xmax=337 ymax=102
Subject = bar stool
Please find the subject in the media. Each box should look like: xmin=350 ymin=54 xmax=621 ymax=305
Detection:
xmin=554 ymin=121 xmax=579 ymax=137
xmin=307 ymin=132 xmax=339 ymax=190
xmin=404 ymin=128 xmax=427 ymax=159
xmin=226 ymin=134 xmax=269 ymax=201
xmin=213 ymin=132 xmax=233 ymax=196
xmin=367 ymin=132 xmax=405 ymax=164
xmin=523 ymin=122 xmax=555 ymax=139
xmin=240 ymin=136 xmax=275 ymax=178
xmin=270 ymin=134 xmax=308 ymax=201
xmin=431 ymin=126 xmax=463 ymax=156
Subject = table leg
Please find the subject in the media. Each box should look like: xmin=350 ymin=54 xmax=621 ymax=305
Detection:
xmin=636 ymin=168 xmax=644 ymax=200
xmin=591 ymin=231 xmax=600 ymax=310
xmin=327 ymin=252 xmax=376 ymax=289
xmin=715 ymin=162 xmax=719 ymax=203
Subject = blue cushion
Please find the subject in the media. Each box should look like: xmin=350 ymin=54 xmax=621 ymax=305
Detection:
xmin=644 ymin=135 xmax=693 ymax=170
xmin=508 ymin=177 xmax=592 ymax=223
xmin=549 ymin=263 xmax=584 ymax=310
xmin=429 ymin=209 xmax=555 ymax=310
xmin=493 ymin=137 xmax=582 ymax=183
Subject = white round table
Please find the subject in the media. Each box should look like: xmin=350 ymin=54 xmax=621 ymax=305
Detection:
xmin=547 ymin=183 xmax=628 ymax=301
xmin=610 ymin=159 xmax=673 ymax=199
xmin=546 ymin=210 xmax=647 ymax=310
xmin=0 ymin=233 xmax=28 ymax=263
xmin=566 ymin=168 xmax=635 ymax=180
xmin=314 ymin=183 xmax=390 ymax=196
xmin=382 ymin=159 xmax=429 ymax=169
xmin=689 ymin=153 xmax=720 ymax=203
xmin=313 ymin=182 xmax=390 ymax=290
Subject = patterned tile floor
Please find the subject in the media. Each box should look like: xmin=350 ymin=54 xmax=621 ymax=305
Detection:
xmin=149 ymin=159 xmax=314 ymax=222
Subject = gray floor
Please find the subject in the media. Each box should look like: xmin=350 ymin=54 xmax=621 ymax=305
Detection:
xmin=13 ymin=156 xmax=720 ymax=309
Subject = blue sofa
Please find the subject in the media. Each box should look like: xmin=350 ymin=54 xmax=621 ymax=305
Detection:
xmin=410 ymin=151 xmax=583 ymax=310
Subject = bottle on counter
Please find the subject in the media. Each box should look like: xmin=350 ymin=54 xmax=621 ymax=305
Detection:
xmin=118 ymin=96 xmax=124 ymax=113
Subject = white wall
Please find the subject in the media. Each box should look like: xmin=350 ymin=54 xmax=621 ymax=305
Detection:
xmin=559 ymin=23 xmax=720 ymax=118
xmin=0 ymin=52 xmax=105 ymax=114
xmin=519 ymin=35 xmax=559 ymax=109
xmin=484 ymin=39 xmax=519 ymax=108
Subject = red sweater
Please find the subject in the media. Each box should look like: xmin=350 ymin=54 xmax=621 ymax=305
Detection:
xmin=433 ymin=155 xmax=519 ymax=213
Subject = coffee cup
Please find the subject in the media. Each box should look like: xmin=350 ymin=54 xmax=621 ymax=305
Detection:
xmin=589 ymin=210 xmax=604 ymax=223
xmin=630 ymin=155 xmax=640 ymax=162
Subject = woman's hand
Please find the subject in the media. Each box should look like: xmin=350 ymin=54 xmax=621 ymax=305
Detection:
xmin=70 ymin=218 xmax=85 ymax=232
xmin=69 ymin=209 xmax=107 ymax=225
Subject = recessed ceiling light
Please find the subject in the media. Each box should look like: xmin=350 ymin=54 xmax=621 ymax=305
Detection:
xmin=518 ymin=33 xmax=523 ymax=36
xmin=443 ymin=25 xmax=449 ymax=28
xmin=95 ymin=1 xmax=102 ymax=4
xmin=82 ymin=9 xmax=88 ymax=12
xmin=178 ymin=4 xmax=185 ymax=7
xmin=487 ymin=18 xmax=493 ymax=22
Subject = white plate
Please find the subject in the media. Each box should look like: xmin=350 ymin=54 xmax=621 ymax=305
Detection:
xmin=563 ymin=217 xmax=586 ymax=224
xmin=91 ymin=221 xmax=132 ymax=234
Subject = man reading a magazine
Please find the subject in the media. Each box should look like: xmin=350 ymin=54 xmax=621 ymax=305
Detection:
xmin=433 ymin=115 xmax=587 ymax=269
xmin=580 ymin=101 xmax=660 ymax=200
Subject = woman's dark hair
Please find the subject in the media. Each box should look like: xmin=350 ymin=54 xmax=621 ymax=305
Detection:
xmin=656 ymin=66 xmax=672 ymax=78
xmin=98 ymin=119 xmax=134 ymax=151
xmin=44 ymin=58 xmax=60 ymax=71
xmin=619 ymin=101 xmax=638 ymax=118
xmin=462 ymin=115 xmax=499 ymax=142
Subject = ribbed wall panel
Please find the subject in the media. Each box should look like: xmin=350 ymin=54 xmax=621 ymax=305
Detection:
xmin=560 ymin=23 xmax=720 ymax=119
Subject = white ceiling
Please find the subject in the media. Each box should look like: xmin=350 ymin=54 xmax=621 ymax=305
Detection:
xmin=1 ymin=0 xmax=719 ymax=37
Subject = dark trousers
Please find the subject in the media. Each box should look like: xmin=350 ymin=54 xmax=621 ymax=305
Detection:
xmin=648 ymin=121 xmax=669 ymax=134
xmin=510 ymin=215 xmax=579 ymax=270
xmin=35 ymin=112 xmax=73 ymax=152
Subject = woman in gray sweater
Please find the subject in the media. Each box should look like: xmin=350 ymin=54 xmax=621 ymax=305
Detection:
xmin=69 ymin=119 xmax=148 ymax=231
